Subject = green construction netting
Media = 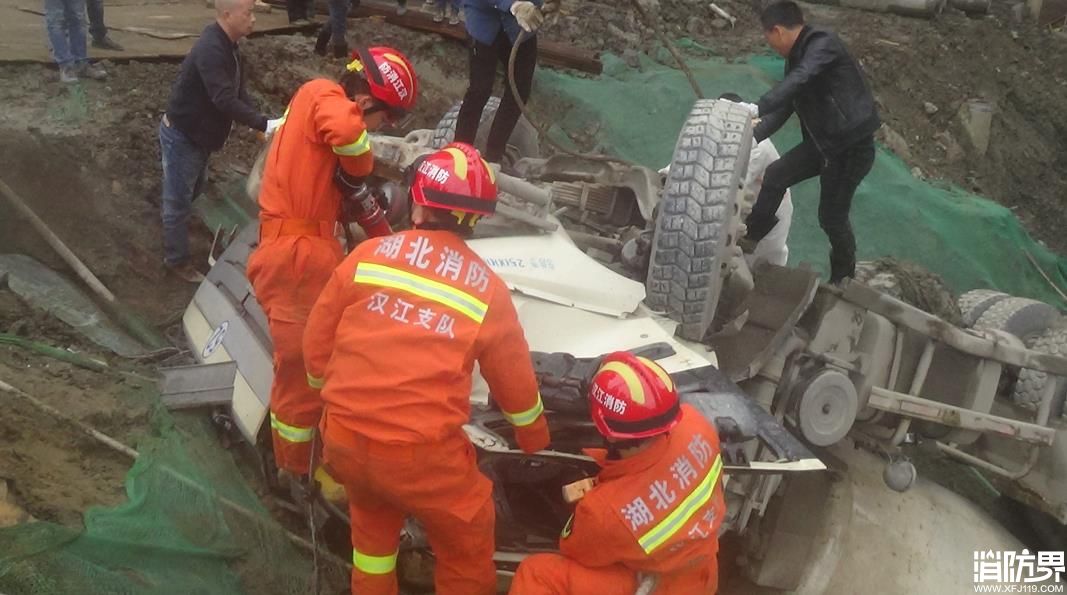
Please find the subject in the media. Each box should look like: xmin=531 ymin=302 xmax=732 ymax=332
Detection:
xmin=0 ymin=394 xmax=336 ymax=595
xmin=535 ymin=47 xmax=1067 ymax=308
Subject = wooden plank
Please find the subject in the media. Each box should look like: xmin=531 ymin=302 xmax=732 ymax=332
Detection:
xmin=267 ymin=0 xmax=602 ymax=73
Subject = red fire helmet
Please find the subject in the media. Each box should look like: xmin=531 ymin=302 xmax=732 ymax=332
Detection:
xmin=410 ymin=142 xmax=498 ymax=217
xmin=346 ymin=46 xmax=418 ymax=115
xmin=588 ymin=352 xmax=682 ymax=440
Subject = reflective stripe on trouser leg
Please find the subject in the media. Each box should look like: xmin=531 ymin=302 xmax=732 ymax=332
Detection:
xmin=353 ymin=549 xmax=398 ymax=574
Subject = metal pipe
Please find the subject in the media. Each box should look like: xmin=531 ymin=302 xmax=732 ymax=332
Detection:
xmin=934 ymin=440 xmax=1041 ymax=480
xmin=805 ymin=0 xmax=946 ymax=18
xmin=909 ymin=339 xmax=936 ymax=396
xmin=567 ymin=230 xmax=623 ymax=254
xmin=494 ymin=203 xmax=559 ymax=232
xmin=495 ymin=170 xmax=553 ymax=207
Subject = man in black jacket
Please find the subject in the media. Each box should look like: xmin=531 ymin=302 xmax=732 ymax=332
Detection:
xmin=160 ymin=0 xmax=280 ymax=282
xmin=744 ymin=1 xmax=880 ymax=284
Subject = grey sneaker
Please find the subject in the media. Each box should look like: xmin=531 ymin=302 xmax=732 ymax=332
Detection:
xmin=59 ymin=65 xmax=78 ymax=84
xmin=92 ymin=35 xmax=124 ymax=51
xmin=448 ymin=6 xmax=460 ymax=24
xmin=396 ymin=3 xmax=407 ymax=14
xmin=433 ymin=5 xmax=445 ymax=21
xmin=77 ymin=61 xmax=108 ymax=80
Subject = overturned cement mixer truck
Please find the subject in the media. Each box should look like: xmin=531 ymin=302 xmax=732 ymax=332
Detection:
xmin=178 ymin=98 xmax=1067 ymax=592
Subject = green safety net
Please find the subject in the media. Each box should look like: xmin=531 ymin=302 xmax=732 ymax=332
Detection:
xmin=535 ymin=47 xmax=1067 ymax=308
xmin=0 ymin=396 xmax=336 ymax=595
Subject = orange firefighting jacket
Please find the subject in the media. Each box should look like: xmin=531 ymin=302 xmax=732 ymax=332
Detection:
xmin=559 ymin=404 xmax=725 ymax=592
xmin=303 ymin=229 xmax=550 ymax=451
xmin=257 ymin=78 xmax=374 ymax=226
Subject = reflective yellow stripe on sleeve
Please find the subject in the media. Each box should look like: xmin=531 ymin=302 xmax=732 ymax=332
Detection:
xmin=636 ymin=454 xmax=723 ymax=554
xmin=353 ymin=262 xmax=488 ymax=324
xmin=306 ymin=372 xmax=324 ymax=389
xmin=332 ymin=130 xmax=371 ymax=157
xmin=269 ymin=412 xmax=314 ymax=444
xmin=353 ymin=549 xmax=398 ymax=575
xmin=502 ymin=393 xmax=544 ymax=427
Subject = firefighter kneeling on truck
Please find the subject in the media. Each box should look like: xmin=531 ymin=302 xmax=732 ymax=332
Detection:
xmin=246 ymin=46 xmax=417 ymax=483
xmin=303 ymin=142 xmax=552 ymax=595
xmin=510 ymin=353 xmax=726 ymax=595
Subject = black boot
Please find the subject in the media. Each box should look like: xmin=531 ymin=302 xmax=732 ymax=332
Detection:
xmin=314 ymin=25 xmax=331 ymax=56
xmin=332 ymin=41 xmax=349 ymax=59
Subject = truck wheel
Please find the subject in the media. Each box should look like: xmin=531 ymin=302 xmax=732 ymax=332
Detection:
xmin=431 ymin=97 xmax=540 ymax=164
xmin=973 ymin=297 xmax=1060 ymax=346
xmin=1012 ymin=323 xmax=1067 ymax=413
xmin=646 ymin=100 xmax=752 ymax=341
xmin=957 ymin=289 xmax=1010 ymax=328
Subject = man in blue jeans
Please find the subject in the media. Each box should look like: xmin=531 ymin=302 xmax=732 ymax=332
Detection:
xmin=45 ymin=0 xmax=108 ymax=83
xmin=160 ymin=0 xmax=281 ymax=282
xmin=313 ymin=0 xmax=355 ymax=58
xmin=86 ymin=0 xmax=124 ymax=51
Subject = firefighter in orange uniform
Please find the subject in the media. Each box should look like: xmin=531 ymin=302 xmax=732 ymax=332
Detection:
xmin=510 ymin=352 xmax=726 ymax=594
xmin=303 ymin=142 xmax=551 ymax=595
xmin=247 ymin=47 xmax=418 ymax=477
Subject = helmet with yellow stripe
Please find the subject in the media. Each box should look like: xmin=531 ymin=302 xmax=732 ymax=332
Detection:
xmin=346 ymin=46 xmax=418 ymax=118
xmin=588 ymin=352 xmax=682 ymax=440
xmin=409 ymin=142 xmax=497 ymax=232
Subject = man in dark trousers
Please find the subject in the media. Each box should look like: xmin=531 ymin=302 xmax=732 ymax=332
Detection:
xmin=160 ymin=0 xmax=280 ymax=282
xmin=454 ymin=0 xmax=553 ymax=165
xmin=743 ymin=0 xmax=880 ymax=284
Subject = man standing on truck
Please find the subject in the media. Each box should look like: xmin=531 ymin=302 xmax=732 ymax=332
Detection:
xmin=246 ymin=47 xmax=418 ymax=480
xmin=454 ymin=0 xmax=553 ymax=166
xmin=509 ymin=352 xmax=725 ymax=594
xmin=742 ymin=0 xmax=880 ymax=284
xmin=304 ymin=142 xmax=550 ymax=595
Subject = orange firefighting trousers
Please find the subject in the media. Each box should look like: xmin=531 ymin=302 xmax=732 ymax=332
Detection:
xmin=322 ymin=416 xmax=497 ymax=595
xmin=509 ymin=553 xmax=638 ymax=595
xmin=509 ymin=552 xmax=718 ymax=595
xmin=247 ymin=230 xmax=342 ymax=474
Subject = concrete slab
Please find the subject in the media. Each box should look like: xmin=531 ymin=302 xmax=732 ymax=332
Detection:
xmin=0 ymin=0 xmax=309 ymax=63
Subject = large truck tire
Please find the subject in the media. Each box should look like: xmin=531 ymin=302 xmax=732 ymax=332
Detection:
xmin=431 ymin=97 xmax=540 ymax=163
xmin=646 ymin=99 xmax=752 ymax=341
xmin=1012 ymin=323 xmax=1067 ymax=413
xmin=972 ymin=297 xmax=1060 ymax=346
xmin=957 ymin=289 xmax=1011 ymax=328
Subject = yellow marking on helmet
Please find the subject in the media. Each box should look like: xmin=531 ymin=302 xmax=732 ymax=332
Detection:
xmin=382 ymin=53 xmax=414 ymax=81
xmin=637 ymin=356 xmax=674 ymax=391
xmin=481 ymin=158 xmax=496 ymax=184
xmin=599 ymin=361 xmax=646 ymax=405
xmin=443 ymin=147 xmax=469 ymax=181
xmin=346 ymin=58 xmax=364 ymax=73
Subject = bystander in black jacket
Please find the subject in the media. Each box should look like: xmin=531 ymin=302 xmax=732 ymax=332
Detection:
xmin=754 ymin=25 xmax=880 ymax=155
xmin=165 ymin=22 xmax=267 ymax=152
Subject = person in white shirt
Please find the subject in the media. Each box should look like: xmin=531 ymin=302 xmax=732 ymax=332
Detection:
xmin=719 ymin=92 xmax=794 ymax=267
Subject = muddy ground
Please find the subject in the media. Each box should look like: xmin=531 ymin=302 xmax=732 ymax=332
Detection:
xmin=0 ymin=0 xmax=1065 ymax=588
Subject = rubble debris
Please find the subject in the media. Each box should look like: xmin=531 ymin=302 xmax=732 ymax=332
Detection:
xmin=924 ymin=101 xmax=939 ymax=115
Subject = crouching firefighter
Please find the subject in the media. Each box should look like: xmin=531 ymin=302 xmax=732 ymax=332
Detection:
xmin=510 ymin=353 xmax=725 ymax=595
xmin=303 ymin=142 xmax=552 ymax=595
xmin=247 ymin=46 xmax=418 ymax=479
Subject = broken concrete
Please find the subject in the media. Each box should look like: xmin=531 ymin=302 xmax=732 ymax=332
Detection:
xmin=958 ymin=99 xmax=995 ymax=157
